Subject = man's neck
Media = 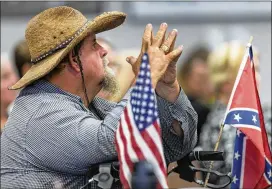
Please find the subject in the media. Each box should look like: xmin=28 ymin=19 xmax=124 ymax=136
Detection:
xmin=47 ymin=77 xmax=101 ymax=108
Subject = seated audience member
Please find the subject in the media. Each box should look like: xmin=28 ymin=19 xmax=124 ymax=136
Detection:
xmin=1 ymin=53 xmax=18 ymax=132
xmin=111 ymin=49 xmax=138 ymax=100
xmin=1 ymin=6 xmax=197 ymax=188
xmin=177 ymin=46 xmax=213 ymax=144
xmin=13 ymin=39 xmax=32 ymax=78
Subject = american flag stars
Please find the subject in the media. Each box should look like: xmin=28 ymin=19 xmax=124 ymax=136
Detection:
xmin=130 ymin=54 xmax=158 ymax=131
xmin=115 ymin=53 xmax=168 ymax=189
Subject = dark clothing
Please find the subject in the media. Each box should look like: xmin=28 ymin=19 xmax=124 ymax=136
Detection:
xmin=188 ymin=96 xmax=211 ymax=145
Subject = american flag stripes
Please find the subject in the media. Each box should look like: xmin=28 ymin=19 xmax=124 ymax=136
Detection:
xmin=222 ymin=42 xmax=272 ymax=189
xmin=115 ymin=53 xmax=168 ymax=189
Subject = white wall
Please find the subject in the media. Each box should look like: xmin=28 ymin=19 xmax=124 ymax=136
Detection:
xmin=1 ymin=3 xmax=271 ymax=103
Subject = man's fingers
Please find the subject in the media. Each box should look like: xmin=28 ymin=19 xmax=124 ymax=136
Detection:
xmin=166 ymin=45 xmax=183 ymax=62
xmin=127 ymin=55 xmax=141 ymax=73
xmin=126 ymin=56 xmax=137 ymax=65
xmin=168 ymin=29 xmax=178 ymax=53
xmin=160 ymin=29 xmax=178 ymax=54
xmin=151 ymin=30 xmax=155 ymax=44
xmin=142 ymin=24 xmax=152 ymax=52
xmin=153 ymin=23 xmax=168 ymax=47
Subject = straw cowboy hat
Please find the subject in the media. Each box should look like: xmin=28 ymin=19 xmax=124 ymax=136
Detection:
xmin=10 ymin=6 xmax=126 ymax=90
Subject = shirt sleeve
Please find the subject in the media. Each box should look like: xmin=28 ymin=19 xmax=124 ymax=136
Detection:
xmin=156 ymin=87 xmax=198 ymax=164
xmin=27 ymin=99 xmax=127 ymax=175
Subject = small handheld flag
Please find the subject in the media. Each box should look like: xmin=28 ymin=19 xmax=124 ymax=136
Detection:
xmin=222 ymin=38 xmax=272 ymax=189
xmin=115 ymin=53 xmax=168 ymax=189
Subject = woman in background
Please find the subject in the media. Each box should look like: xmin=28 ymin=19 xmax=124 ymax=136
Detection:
xmin=1 ymin=53 xmax=18 ymax=132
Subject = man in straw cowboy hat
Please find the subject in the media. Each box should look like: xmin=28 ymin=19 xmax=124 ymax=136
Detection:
xmin=1 ymin=6 xmax=197 ymax=188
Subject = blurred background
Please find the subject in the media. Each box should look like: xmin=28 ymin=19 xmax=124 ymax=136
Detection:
xmin=1 ymin=1 xmax=271 ymax=188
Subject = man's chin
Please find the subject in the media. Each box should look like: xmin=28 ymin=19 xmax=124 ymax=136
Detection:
xmin=102 ymin=69 xmax=120 ymax=97
xmin=105 ymin=66 xmax=116 ymax=77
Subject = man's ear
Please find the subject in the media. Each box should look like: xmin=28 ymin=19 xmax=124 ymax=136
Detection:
xmin=68 ymin=50 xmax=80 ymax=72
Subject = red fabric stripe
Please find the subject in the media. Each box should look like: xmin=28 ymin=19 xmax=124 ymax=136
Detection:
xmin=119 ymin=121 xmax=134 ymax=172
xmin=115 ymin=129 xmax=130 ymax=189
xmin=243 ymin=139 xmax=264 ymax=189
xmin=153 ymin=121 xmax=161 ymax=135
xmin=142 ymin=128 xmax=167 ymax=175
xmin=124 ymin=108 xmax=164 ymax=189
xmin=125 ymin=108 xmax=166 ymax=188
xmin=255 ymin=175 xmax=270 ymax=189
xmin=252 ymin=53 xmax=271 ymax=189
xmin=124 ymin=108 xmax=145 ymax=160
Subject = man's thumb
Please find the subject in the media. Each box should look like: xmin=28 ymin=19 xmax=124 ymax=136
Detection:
xmin=126 ymin=56 xmax=137 ymax=65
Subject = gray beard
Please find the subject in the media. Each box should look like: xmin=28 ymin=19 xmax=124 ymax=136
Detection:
xmin=101 ymin=66 xmax=120 ymax=98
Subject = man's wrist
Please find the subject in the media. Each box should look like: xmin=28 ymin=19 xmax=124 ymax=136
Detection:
xmin=155 ymin=80 xmax=180 ymax=103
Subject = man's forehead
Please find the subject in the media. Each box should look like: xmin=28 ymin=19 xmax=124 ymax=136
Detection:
xmin=85 ymin=32 xmax=96 ymax=41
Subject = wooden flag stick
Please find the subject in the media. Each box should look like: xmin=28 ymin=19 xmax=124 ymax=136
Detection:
xmin=203 ymin=123 xmax=224 ymax=187
xmin=203 ymin=36 xmax=254 ymax=187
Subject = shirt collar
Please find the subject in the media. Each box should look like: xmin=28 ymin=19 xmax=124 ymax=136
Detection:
xmin=32 ymin=79 xmax=83 ymax=103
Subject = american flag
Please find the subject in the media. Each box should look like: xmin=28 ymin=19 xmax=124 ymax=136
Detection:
xmin=222 ymin=42 xmax=272 ymax=189
xmin=114 ymin=53 xmax=168 ymax=189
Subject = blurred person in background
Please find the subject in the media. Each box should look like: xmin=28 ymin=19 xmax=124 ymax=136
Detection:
xmin=2 ymin=40 xmax=32 ymax=117
xmin=197 ymin=41 xmax=271 ymax=186
xmin=1 ymin=53 xmax=18 ymax=133
xmin=177 ymin=46 xmax=213 ymax=145
xmin=169 ymin=46 xmax=213 ymax=188
xmin=13 ymin=39 xmax=32 ymax=78
xmin=112 ymin=50 xmax=138 ymax=99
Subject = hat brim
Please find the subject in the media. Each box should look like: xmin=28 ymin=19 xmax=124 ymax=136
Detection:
xmin=9 ymin=11 xmax=126 ymax=90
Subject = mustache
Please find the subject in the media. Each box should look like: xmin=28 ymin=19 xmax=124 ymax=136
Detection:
xmin=102 ymin=57 xmax=109 ymax=67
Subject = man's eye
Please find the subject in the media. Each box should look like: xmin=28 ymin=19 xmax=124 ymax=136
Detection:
xmin=93 ymin=42 xmax=98 ymax=48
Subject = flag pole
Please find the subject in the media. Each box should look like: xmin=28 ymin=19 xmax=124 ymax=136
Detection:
xmin=203 ymin=123 xmax=225 ymax=187
xmin=203 ymin=36 xmax=254 ymax=187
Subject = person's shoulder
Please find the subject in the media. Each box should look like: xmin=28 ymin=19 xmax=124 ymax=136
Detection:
xmin=262 ymin=103 xmax=271 ymax=127
xmin=262 ymin=103 xmax=271 ymax=113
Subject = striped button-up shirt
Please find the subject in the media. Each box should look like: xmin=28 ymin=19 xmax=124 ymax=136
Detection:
xmin=1 ymin=79 xmax=197 ymax=189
